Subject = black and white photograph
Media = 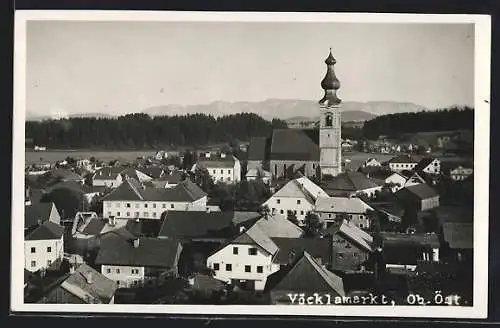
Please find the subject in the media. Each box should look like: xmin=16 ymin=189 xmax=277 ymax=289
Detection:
xmin=11 ymin=11 xmax=490 ymax=318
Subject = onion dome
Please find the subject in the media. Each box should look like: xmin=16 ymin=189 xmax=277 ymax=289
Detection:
xmin=319 ymin=49 xmax=342 ymax=106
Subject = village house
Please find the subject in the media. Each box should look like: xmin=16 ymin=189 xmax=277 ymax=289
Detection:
xmin=92 ymin=167 xmax=124 ymax=188
xmin=324 ymin=219 xmax=373 ymax=271
xmin=314 ymin=196 xmax=374 ymax=229
xmin=265 ymin=251 xmax=345 ymax=304
xmin=25 ymin=221 xmax=65 ymax=272
xmin=363 ymin=158 xmax=382 ymax=167
xmin=193 ymin=152 xmax=242 ymax=184
xmin=382 ymin=172 xmax=409 ymax=192
xmin=395 ymin=184 xmax=440 ymax=212
xmin=102 ymin=178 xmax=207 ymax=219
xmin=262 ymin=176 xmax=329 ymax=225
xmin=450 ymin=165 xmax=474 ymax=181
xmin=150 ymin=170 xmax=184 ymax=189
xmin=37 ymin=263 xmax=118 ymax=304
xmin=385 ymin=154 xmax=418 ymax=172
xmin=245 ymin=167 xmax=272 ymax=184
xmin=95 ymin=235 xmax=183 ymax=288
xmin=322 ymin=171 xmax=383 ymax=198
xmin=413 ymin=157 xmax=441 ymax=175
xmin=379 ymin=232 xmax=441 ymax=272
xmin=403 ymin=171 xmax=427 ymax=188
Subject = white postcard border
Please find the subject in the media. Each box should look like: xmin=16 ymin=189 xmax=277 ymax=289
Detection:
xmin=11 ymin=11 xmax=491 ymax=319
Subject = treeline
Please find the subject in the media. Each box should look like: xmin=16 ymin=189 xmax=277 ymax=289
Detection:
xmin=362 ymin=106 xmax=474 ymax=139
xmin=25 ymin=113 xmax=287 ymax=149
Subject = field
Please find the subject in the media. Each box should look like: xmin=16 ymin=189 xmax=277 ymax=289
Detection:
xmin=25 ymin=150 xmax=157 ymax=165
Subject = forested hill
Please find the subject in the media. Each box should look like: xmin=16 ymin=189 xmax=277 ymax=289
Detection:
xmin=25 ymin=113 xmax=287 ymax=150
xmin=362 ymin=106 xmax=474 ymax=139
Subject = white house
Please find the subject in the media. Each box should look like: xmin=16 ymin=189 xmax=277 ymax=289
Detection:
xmin=102 ymin=178 xmax=207 ymax=219
xmin=92 ymin=167 xmax=124 ymax=188
xmin=207 ymin=224 xmax=281 ymax=291
xmin=96 ymin=236 xmax=182 ymax=288
xmin=450 ymin=166 xmax=473 ymax=181
xmin=262 ymin=176 xmax=329 ymax=225
xmin=384 ymin=172 xmax=408 ymax=192
xmin=25 ymin=221 xmax=65 ymax=272
xmin=386 ymin=154 xmax=418 ymax=172
xmin=363 ymin=158 xmax=382 ymax=167
xmin=314 ymin=196 xmax=374 ymax=230
xmin=413 ymin=157 xmax=441 ymax=175
xmin=193 ymin=152 xmax=241 ymax=184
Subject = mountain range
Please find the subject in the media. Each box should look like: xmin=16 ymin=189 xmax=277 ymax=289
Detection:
xmin=26 ymin=99 xmax=430 ymax=122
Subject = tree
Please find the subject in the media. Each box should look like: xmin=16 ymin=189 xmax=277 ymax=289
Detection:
xmin=303 ymin=212 xmax=323 ymax=237
xmin=193 ymin=167 xmax=214 ymax=193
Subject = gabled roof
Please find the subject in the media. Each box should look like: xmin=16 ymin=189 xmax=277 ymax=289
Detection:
xmin=26 ymin=221 xmax=65 ymax=241
xmin=265 ymin=251 xmax=345 ymax=296
xmin=93 ymin=167 xmax=124 ymax=180
xmin=80 ymin=218 xmax=107 ymax=235
xmin=325 ymin=220 xmax=373 ymax=252
xmin=25 ymin=202 xmax=56 ymax=229
xmin=323 ymin=172 xmax=382 ymax=193
xmin=315 ymin=196 xmax=373 ymax=214
xmin=396 ymin=184 xmax=439 ymax=200
xmin=271 ymin=176 xmax=328 ymax=204
xmin=120 ymin=167 xmax=151 ymax=182
xmin=141 ymin=166 xmax=165 ymax=179
xmin=95 ymin=236 xmax=181 ymax=268
xmin=158 ymin=211 xmax=236 ymax=239
xmin=271 ymin=237 xmax=331 ymax=265
xmin=386 ymin=154 xmax=418 ymax=164
xmin=247 ymin=136 xmax=270 ymax=161
xmin=269 ymin=129 xmax=320 ymax=161
xmin=197 ymin=154 xmax=237 ymax=168
xmin=232 ymin=224 xmax=279 ymax=255
xmin=442 ymin=222 xmax=473 ymax=249
xmin=413 ymin=157 xmax=438 ymax=172
xmin=102 ymin=178 xmax=206 ymax=202
xmin=49 ymin=263 xmax=117 ymax=304
xmin=253 ymin=214 xmax=304 ymax=238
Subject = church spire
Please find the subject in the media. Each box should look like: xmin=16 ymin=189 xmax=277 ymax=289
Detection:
xmin=319 ymin=49 xmax=341 ymax=106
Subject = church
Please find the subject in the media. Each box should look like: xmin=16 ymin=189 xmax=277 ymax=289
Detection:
xmin=247 ymin=50 xmax=342 ymax=180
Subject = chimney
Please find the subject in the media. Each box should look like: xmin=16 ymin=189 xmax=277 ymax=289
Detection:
xmin=133 ymin=238 xmax=140 ymax=248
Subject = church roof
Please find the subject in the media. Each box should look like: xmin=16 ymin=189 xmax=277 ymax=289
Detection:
xmin=269 ymin=129 xmax=320 ymax=161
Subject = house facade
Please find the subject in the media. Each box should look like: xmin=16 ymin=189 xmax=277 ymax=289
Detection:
xmin=384 ymin=172 xmax=408 ymax=192
xmin=102 ymin=178 xmax=207 ymax=219
xmin=414 ymin=158 xmax=441 ymax=175
xmin=262 ymin=176 xmax=329 ymax=225
xmin=395 ymin=184 xmax=440 ymax=212
xmin=386 ymin=155 xmax=418 ymax=172
xmin=92 ymin=167 xmax=124 ymax=188
xmin=194 ymin=153 xmax=241 ymax=184
xmin=450 ymin=166 xmax=473 ymax=181
xmin=314 ymin=196 xmax=374 ymax=229
xmin=25 ymin=221 xmax=65 ymax=272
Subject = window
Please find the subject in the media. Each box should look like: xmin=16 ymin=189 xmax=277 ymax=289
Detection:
xmin=227 ymin=170 xmax=231 ymax=174
xmin=297 ymin=200 xmax=301 ymax=205
xmin=257 ymin=266 xmax=263 ymax=273
xmin=133 ymin=280 xmax=138 ymax=286
xmin=126 ymin=203 xmax=131 ymax=208
xmin=213 ymin=263 xmax=220 ymax=271
xmin=360 ymin=224 xmax=364 ymax=228
xmin=106 ymin=268 xmax=111 ymax=273
xmin=127 ymin=212 xmax=130 ymax=217
xmin=225 ymin=264 xmax=232 ymax=271
xmin=170 ymin=204 xmax=174 ymax=209
xmin=153 ymin=203 xmax=156 ymax=208
xmin=226 ymin=177 xmax=231 ymax=181
xmin=144 ymin=203 xmax=148 ymax=208
xmin=245 ymin=265 xmax=251 ymax=273
xmin=249 ymin=248 xmax=258 ymax=256
xmin=233 ymin=247 xmax=238 ymax=255
xmin=221 ymin=170 xmax=223 ymax=174
xmin=162 ymin=203 xmax=167 ymax=209
xmin=116 ymin=269 xmax=120 ymax=274
xmin=117 ymin=212 xmax=121 ymax=216
xmin=349 ymin=215 xmax=353 ymax=219
xmin=31 ymin=260 xmax=36 ymax=267
xmin=47 ymin=260 xmax=52 ymax=266
xmin=213 ymin=170 xmax=216 ymax=174
xmin=47 ymin=247 xmax=51 ymax=253
xmin=300 ymin=211 xmax=304 ymax=215
xmin=30 ymin=247 xmax=36 ymax=253
xmin=274 ymin=164 xmax=277 ymax=176
xmin=280 ymin=209 xmax=284 ymax=214
xmin=328 ymin=214 xmax=332 ymax=218
xmin=277 ymin=199 xmax=281 ymax=204
xmin=294 ymin=210 xmax=297 ymax=215
xmin=135 ymin=212 xmax=139 ymax=217
xmin=153 ymin=212 xmax=157 ymax=217
xmin=131 ymin=269 xmax=139 ymax=274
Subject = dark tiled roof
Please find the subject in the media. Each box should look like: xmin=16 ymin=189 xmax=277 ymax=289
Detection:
xmin=247 ymin=137 xmax=270 ymax=161
xmin=45 ymin=181 xmax=105 ymax=195
xmin=95 ymin=236 xmax=181 ymax=268
xmin=396 ymin=184 xmax=439 ymax=200
xmin=102 ymin=178 xmax=206 ymax=202
xmin=269 ymin=129 xmax=320 ymax=161
xmin=81 ymin=219 xmax=106 ymax=235
xmin=265 ymin=251 xmax=345 ymax=296
xmin=26 ymin=221 xmax=65 ymax=241
xmin=158 ymin=211 xmax=236 ymax=239
xmin=197 ymin=155 xmax=237 ymax=168
xmin=93 ymin=167 xmax=124 ymax=180
xmin=386 ymin=154 xmax=418 ymax=164
xmin=125 ymin=219 xmax=164 ymax=237
xmin=442 ymin=222 xmax=473 ymax=249
xmin=271 ymin=237 xmax=331 ymax=265
xmin=25 ymin=203 xmax=55 ymax=229
xmin=141 ymin=166 xmax=165 ymax=179
xmin=156 ymin=170 xmax=184 ymax=183
xmin=323 ymin=172 xmax=382 ymax=193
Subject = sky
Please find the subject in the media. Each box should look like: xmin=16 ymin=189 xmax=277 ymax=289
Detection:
xmin=25 ymin=20 xmax=474 ymax=117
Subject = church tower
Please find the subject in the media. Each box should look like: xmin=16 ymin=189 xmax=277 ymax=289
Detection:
xmin=319 ymin=49 xmax=342 ymax=178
